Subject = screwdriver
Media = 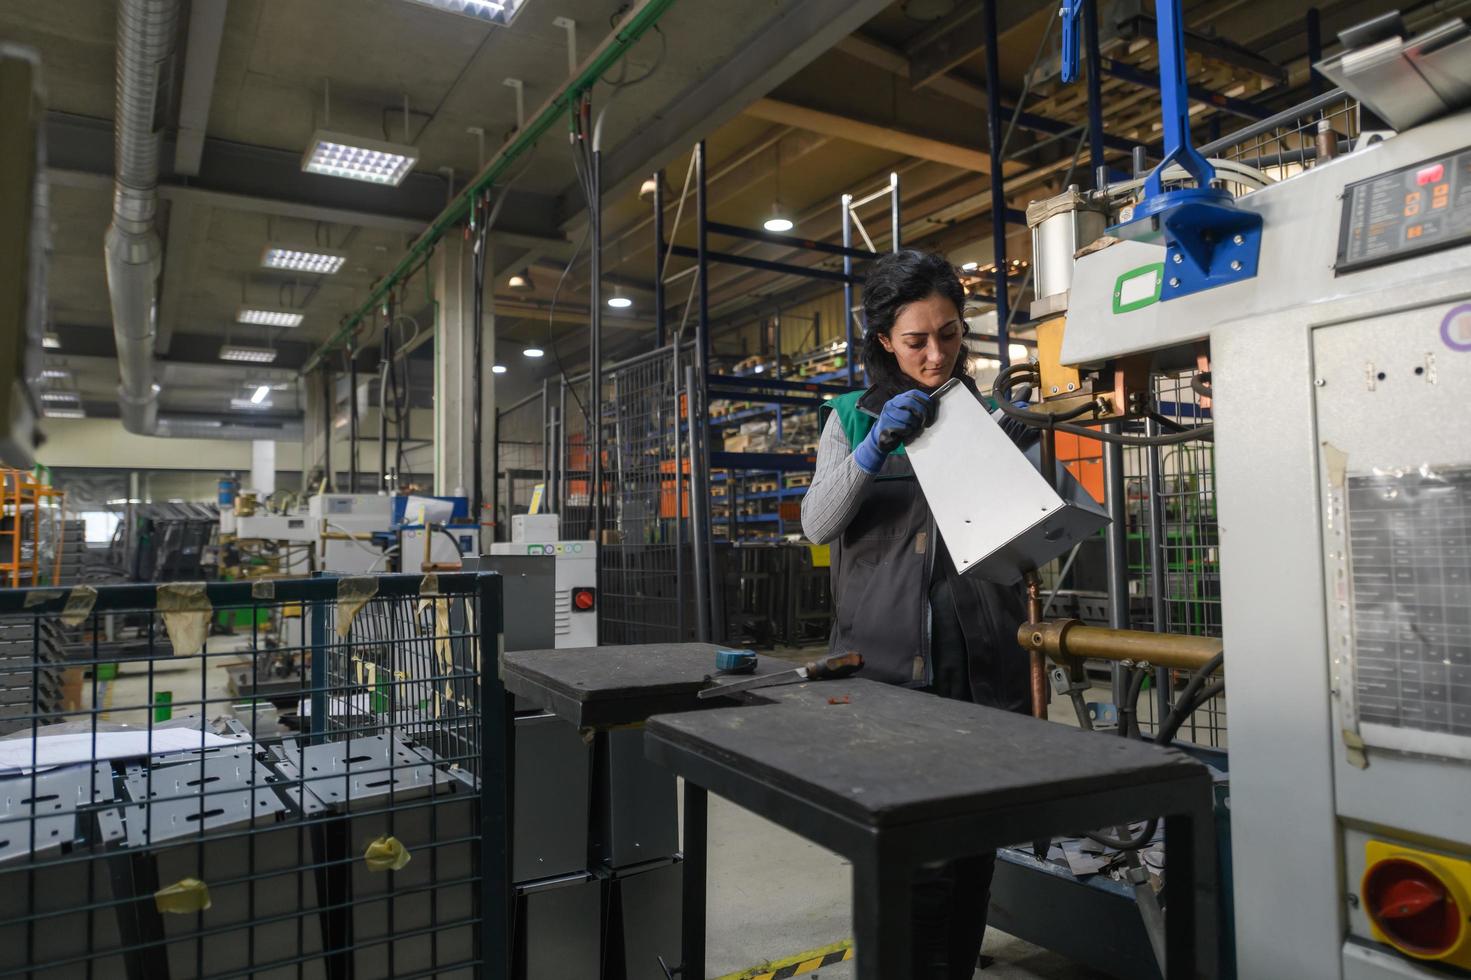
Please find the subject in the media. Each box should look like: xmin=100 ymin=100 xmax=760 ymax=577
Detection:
xmin=697 ymin=651 xmax=863 ymax=699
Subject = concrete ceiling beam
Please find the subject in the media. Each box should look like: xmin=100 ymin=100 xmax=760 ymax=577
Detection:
xmin=174 ymin=0 xmax=228 ymax=176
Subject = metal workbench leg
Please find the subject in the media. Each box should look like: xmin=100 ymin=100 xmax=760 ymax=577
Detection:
xmin=1164 ymin=796 xmax=1219 ymax=978
xmin=680 ymin=784 xmax=708 ymax=979
xmin=852 ymin=846 xmax=911 ymax=980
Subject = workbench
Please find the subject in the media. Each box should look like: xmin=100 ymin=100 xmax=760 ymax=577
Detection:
xmin=502 ymin=643 xmax=1217 ymax=980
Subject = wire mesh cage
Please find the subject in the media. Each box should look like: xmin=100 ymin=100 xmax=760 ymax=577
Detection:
xmin=0 ymin=572 xmax=505 ymax=980
xmin=493 ymin=394 xmax=547 ymax=537
xmin=1214 ymin=95 xmax=1361 ymax=189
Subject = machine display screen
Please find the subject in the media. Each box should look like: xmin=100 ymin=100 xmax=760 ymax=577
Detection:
xmin=1346 ymin=467 xmax=1471 ymax=741
xmin=1336 ymin=148 xmax=1471 ymax=274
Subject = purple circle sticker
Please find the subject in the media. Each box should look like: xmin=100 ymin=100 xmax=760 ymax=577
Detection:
xmin=1443 ymin=303 xmax=1471 ymax=353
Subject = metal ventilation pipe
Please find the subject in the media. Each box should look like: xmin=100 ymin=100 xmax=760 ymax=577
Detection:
xmin=104 ymin=0 xmax=179 ymax=434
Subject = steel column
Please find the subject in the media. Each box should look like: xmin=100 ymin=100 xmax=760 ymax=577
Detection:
xmin=1306 ymin=8 xmax=1323 ymax=95
xmin=696 ymin=141 xmax=719 ymax=641
xmin=983 ymin=0 xmax=1011 ymax=368
xmin=1083 ymin=0 xmax=1107 ymax=186
xmin=347 ymin=350 xmax=358 ymax=492
xmin=686 ymin=364 xmax=710 ymax=642
xmin=841 ymin=193 xmax=856 ymax=386
xmin=591 ymin=144 xmax=604 ymax=573
xmin=1144 ymin=418 xmax=1172 ymax=724
xmin=889 ymin=172 xmax=900 ymax=251
xmin=653 ymin=170 xmax=666 ymax=348
xmin=1102 ymin=421 xmax=1130 ymax=707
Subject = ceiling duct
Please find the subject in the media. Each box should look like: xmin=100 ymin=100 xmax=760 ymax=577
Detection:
xmin=104 ymin=0 xmax=179 ymax=435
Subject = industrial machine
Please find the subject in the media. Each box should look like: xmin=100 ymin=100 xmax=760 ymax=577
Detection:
xmin=392 ymin=495 xmax=478 ymax=572
xmin=489 ymin=514 xmax=597 ymax=648
xmin=308 ymin=493 xmax=393 ymax=574
xmin=1011 ymin=7 xmax=1471 ymax=977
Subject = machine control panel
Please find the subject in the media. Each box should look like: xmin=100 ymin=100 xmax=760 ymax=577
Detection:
xmin=1336 ymin=148 xmax=1471 ymax=274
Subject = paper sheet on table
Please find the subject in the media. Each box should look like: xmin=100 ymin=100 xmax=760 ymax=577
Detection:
xmin=0 ymin=729 xmax=248 ymax=773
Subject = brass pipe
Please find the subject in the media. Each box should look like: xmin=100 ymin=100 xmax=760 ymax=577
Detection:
xmin=1018 ymin=619 xmax=1223 ymax=673
xmin=1025 ymin=575 xmax=1048 ymax=719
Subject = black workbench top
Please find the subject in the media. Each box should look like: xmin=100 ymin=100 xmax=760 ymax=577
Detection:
xmin=501 ymin=642 xmax=785 ymax=728
xmin=646 ymin=678 xmax=1206 ymax=830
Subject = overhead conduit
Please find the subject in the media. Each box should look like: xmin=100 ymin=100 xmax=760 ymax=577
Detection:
xmin=105 ymin=0 xmax=290 ymax=441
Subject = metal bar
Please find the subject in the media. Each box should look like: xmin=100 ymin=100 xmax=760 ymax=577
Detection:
xmin=591 ymin=142 xmax=604 ymax=585
xmin=378 ymin=305 xmax=390 ymax=492
xmin=850 ymin=184 xmax=893 ymax=210
xmin=348 ymin=350 xmax=359 ymax=492
xmin=654 ymin=170 xmax=666 ymax=348
xmin=680 ymin=784 xmax=708 ymax=980
xmin=321 ymin=369 xmax=334 ymax=492
xmin=708 ymin=451 xmax=816 ymax=472
xmin=1145 ymin=418 xmax=1173 ymax=722
xmin=1101 ymin=57 xmax=1270 ymax=122
xmin=1103 ymin=421 xmax=1129 ymax=707
xmin=1306 ymin=7 xmax=1324 ymax=96
xmin=704 ymin=220 xmax=874 ymax=260
xmin=841 ymin=194 xmax=856 ymax=387
xmin=309 ymin=596 xmax=327 ymax=744
xmin=665 ymin=243 xmax=861 ymax=285
xmin=1083 ymin=0 xmax=1107 ymax=184
xmin=687 ymin=365 xmax=711 ymax=642
xmin=705 ymin=390 xmax=834 ymax=410
xmin=696 ymin=142 xmax=719 ymax=640
xmin=302 ymin=0 xmax=679 ymax=374
xmin=490 ymin=408 xmax=501 ymax=542
xmin=476 ymin=572 xmax=513 ymax=980
xmin=706 ymin=374 xmax=851 ymax=395
xmin=1020 ymin=621 xmax=1223 ymax=672
xmin=1196 ymin=87 xmax=1348 ymax=156
xmin=673 ymin=344 xmax=686 ymax=640
xmin=983 ymin=0 xmax=1011 ymax=369
xmin=888 ymin=172 xmax=900 ymax=252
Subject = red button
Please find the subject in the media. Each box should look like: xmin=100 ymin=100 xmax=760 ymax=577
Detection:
xmin=1417 ymin=163 xmax=1445 ymax=186
xmin=572 ymin=587 xmax=596 ymax=611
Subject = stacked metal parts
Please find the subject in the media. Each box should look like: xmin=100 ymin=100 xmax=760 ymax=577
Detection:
xmin=0 ymin=574 xmax=500 ymax=979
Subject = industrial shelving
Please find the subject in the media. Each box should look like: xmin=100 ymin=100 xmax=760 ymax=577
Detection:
xmin=0 ymin=469 xmax=65 ymax=587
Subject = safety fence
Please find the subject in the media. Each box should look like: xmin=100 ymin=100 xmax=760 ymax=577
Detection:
xmin=0 ymin=572 xmax=506 ymax=980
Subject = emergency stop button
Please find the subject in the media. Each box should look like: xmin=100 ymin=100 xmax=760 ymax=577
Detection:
xmin=572 ymin=587 xmax=596 ymax=612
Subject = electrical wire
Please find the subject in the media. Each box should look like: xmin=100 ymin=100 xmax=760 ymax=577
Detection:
xmin=992 ymin=365 xmax=1215 ymax=446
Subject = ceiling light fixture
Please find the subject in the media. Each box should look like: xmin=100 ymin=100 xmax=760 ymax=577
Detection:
xmin=399 ymin=0 xmax=528 ymax=26
xmin=231 ymin=397 xmax=274 ymax=410
xmin=507 ymin=269 xmax=533 ymax=290
xmin=40 ymin=369 xmax=68 ymax=380
xmin=607 ymin=286 xmax=632 ymax=309
xmin=302 ymin=129 xmax=418 ymax=186
xmin=261 ymin=246 xmax=348 ymax=274
xmin=522 ymin=347 xmax=544 ymax=358
xmin=961 ymin=261 xmax=979 ymax=271
xmin=43 ymin=408 xmax=84 ymax=420
xmin=42 ymin=334 xmax=60 ymax=349
xmin=237 ymin=307 xmax=304 ymax=328
xmin=639 ymin=176 xmax=660 ymax=202
xmin=491 ymin=364 xmax=508 ymax=374
xmin=220 ymin=345 xmax=278 ymax=364
xmin=41 ymin=391 xmax=80 ymax=403
xmin=250 ymin=384 xmax=271 ymax=404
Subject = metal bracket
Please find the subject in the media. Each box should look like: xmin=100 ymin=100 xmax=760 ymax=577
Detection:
xmin=552 ymin=17 xmax=577 ymax=79
xmin=501 ymin=78 xmax=524 ymax=133
xmin=277 ymin=734 xmax=448 ymax=811
xmin=0 ymin=761 xmax=115 ymax=861
xmin=121 ymin=746 xmax=286 ymax=847
xmin=1060 ymin=0 xmax=1084 ymax=83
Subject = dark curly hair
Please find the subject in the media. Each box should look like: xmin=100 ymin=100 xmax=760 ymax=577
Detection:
xmin=860 ymin=249 xmax=970 ymax=396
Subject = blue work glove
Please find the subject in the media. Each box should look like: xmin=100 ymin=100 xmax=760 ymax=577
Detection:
xmin=993 ymin=383 xmax=1039 ymax=449
xmin=853 ymin=389 xmax=934 ymax=474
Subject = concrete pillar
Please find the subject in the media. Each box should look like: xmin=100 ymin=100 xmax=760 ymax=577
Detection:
xmin=432 ymin=234 xmax=494 ymax=502
xmin=251 ymin=440 xmax=276 ymax=495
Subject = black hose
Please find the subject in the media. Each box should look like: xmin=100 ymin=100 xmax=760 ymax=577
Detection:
xmin=1086 ymin=656 xmax=1225 ymax=852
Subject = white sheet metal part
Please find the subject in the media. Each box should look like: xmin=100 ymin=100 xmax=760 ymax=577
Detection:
xmin=905 ymin=382 xmax=1108 ymax=584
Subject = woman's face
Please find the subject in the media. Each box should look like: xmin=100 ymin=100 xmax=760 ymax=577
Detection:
xmin=878 ymin=292 xmax=965 ymax=389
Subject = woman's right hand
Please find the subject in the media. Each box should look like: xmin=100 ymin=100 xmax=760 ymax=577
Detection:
xmin=853 ymin=389 xmax=934 ymax=473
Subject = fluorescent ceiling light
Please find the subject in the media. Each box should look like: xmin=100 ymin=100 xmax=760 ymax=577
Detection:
xmin=42 ymin=334 xmax=60 ymax=349
xmin=491 ymin=364 xmax=507 ymax=374
xmin=40 ymin=369 xmax=68 ymax=379
xmin=960 ymin=261 xmax=979 ymax=271
xmin=231 ymin=397 xmax=274 ymax=410
xmin=607 ymin=295 xmax=632 ymax=309
xmin=400 ymin=0 xmax=528 ymax=27
xmin=250 ymin=384 xmax=271 ymax=404
xmin=220 ymin=345 xmax=278 ymax=364
xmin=522 ymin=347 xmax=544 ymax=358
xmin=302 ymin=129 xmax=418 ymax=186
xmin=261 ymin=246 xmax=347 ymax=274
xmin=238 ymin=307 xmax=304 ymax=328
xmin=41 ymin=391 xmax=80 ymax=403
xmin=43 ymin=408 xmax=84 ymax=420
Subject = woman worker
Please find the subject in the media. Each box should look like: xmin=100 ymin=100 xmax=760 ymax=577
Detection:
xmin=800 ymin=248 xmax=1033 ymax=979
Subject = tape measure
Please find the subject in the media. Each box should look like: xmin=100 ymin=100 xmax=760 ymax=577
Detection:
xmin=714 ymin=648 xmax=757 ymax=674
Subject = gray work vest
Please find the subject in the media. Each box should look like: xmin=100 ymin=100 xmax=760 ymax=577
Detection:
xmin=822 ymin=384 xmax=1030 ymax=711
